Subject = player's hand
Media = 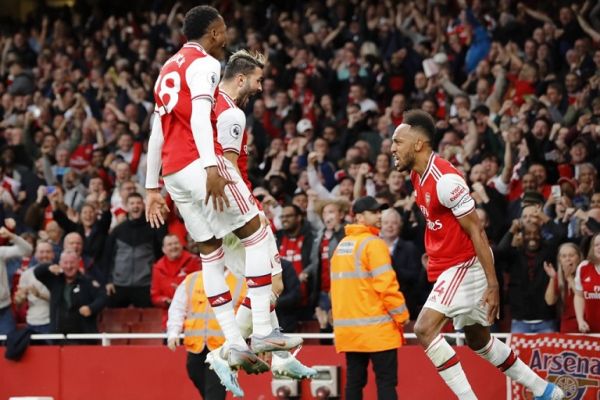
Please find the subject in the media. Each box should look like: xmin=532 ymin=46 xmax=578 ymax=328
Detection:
xmin=205 ymin=166 xmax=233 ymax=212
xmin=167 ymin=336 xmax=180 ymax=351
xmin=480 ymin=284 xmax=500 ymax=324
xmin=145 ymin=190 xmax=169 ymax=228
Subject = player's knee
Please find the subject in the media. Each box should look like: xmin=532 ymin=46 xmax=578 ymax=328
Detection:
xmin=413 ymin=318 xmax=433 ymax=342
xmin=234 ymin=215 xmax=261 ymax=239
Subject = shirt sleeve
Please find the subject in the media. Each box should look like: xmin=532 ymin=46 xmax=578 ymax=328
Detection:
xmin=436 ymin=173 xmax=475 ymax=218
xmin=185 ymin=57 xmax=221 ymax=103
xmin=217 ymin=108 xmax=246 ymax=155
xmin=574 ymin=262 xmax=585 ymax=291
xmin=166 ymin=280 xmax=189 ymax=340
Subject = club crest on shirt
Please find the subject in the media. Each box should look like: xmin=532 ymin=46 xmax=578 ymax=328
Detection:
xmin=425 ymin=192 xmax=431 ymax=207
xmin=230 ymin=124 xmax=242 ymax=138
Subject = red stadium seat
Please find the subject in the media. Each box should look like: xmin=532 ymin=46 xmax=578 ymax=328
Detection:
xmin=99 ymin=307 xmax=142 ymax=324
xmin=129 ymin=321 xmax=164 ymax=345
xmin=139 ymin=308 xmax=164 ymax=324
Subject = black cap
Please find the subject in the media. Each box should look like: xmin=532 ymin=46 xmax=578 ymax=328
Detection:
xmin=521 ymin=191 xmax=544 ymax=208
xmin=352 ymin=196 xmax=389 ymax=214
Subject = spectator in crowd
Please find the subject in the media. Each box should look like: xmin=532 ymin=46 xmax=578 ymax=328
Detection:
xmin=304 ymin=198 xmax=347 ymax=333
xmin=151 ymin=234 xmax=200 ymax=327
xmin=104 ymin=192 xmax=165 ymax=307
xmin=498 ymin=219 xmax=560 ymax=333
xmin=0 ymin=226 xmax=34 ymax=334
xmin=276 ymin=204 xmax=314 ymax=317
xmin=543 ymin=242 xmax=582 ymax=333
xmin=381 ymin=208 xmax=429 ymax=321
xmin=331 ymin=196 xmax=409 ymax=400
xmin=574 ymin=233 xmax=600 ymax=333
xmin=34 ymin=250 xmax=106 ymax=335
xmin=14 ymin=240 xmax=54 ymax=333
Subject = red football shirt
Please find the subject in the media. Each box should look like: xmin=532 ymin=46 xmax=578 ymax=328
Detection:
xmin=153 ymin=42 xmax=223 ymax=176
xmin=410 ymin=152 xmax=477 ymax=282
xmin=575 ymin=261 xmax=600 ymax=332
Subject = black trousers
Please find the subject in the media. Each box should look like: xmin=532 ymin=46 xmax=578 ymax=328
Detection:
xmin=345 ymin=349 xmax=398 ymax=400
xmin=108 ymin=285 xmax=152 ymax=308
xmin=186 ymin=348 xmax=226 ymax=400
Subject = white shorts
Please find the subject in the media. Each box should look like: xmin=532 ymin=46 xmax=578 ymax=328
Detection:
xmin=163 ymin=157 xmax=259 ymax=242
xmin=424 ymin=259 xmax=490 ymax=330
xmin=222 ymin=227 xmax=283 ymax=278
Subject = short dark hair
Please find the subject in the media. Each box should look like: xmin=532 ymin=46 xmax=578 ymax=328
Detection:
xmin=223 ymin=50 xmax=265 ymax=80
xmin=403 ymin=109 xmax=436 ymax=142
xmin=126 ymin=192 xmax=144 ymax=202
xmin=183 ymin=5 xmax=221 ymax=40
xmin=283 ymin=203 xmax=303 ymax=217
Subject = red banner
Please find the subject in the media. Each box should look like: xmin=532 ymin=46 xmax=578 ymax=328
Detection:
xmin=508 ymin=334 xmax=600 ymax=400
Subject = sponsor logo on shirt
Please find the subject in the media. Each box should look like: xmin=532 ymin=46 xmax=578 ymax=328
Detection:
xmin=449 ymin=185 xmax=467 ymax=202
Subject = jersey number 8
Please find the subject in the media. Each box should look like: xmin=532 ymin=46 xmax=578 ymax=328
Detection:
xmin=156 ymin=71 xmax=181 ymax=114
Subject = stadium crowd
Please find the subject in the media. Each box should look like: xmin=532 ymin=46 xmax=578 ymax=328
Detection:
xmin=0 ymin=0 xmax=600 ymax=339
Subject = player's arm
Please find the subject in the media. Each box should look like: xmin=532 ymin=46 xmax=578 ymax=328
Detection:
xmin=186 ymin=58 xmax=232 ymax=211
xmin=144 ymin=113 xmax=169 ymax=228
xmin=437 ymin=174 xmax=499 ymax=323
xmin=166 ymin=279 xmax=189 ymax=350
xmin=217 ymin=107 xmax=246 ymax=178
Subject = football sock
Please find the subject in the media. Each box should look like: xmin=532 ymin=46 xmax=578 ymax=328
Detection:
xmin=200 ymin=247 xmax=246 ymax=348
xmin=475 ymin=337 xmax=546 ymax=396
xmin=241 ymin=225 xmax=273 ymax=336
xmin=426 ymin=335 xmax=477 ymax=399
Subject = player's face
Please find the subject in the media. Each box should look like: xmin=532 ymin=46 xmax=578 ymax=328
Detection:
xmin=208 ymin=17 xmax=227 ymax=60
xmin=237 ymin=67 xmax=263 ymax=107
xmin=391 ymin=126 xmax=416 ymax=172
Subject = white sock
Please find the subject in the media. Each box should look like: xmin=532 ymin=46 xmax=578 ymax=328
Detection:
xmin=241 ymin=226 xmax=273 ymax=336
xmin=235 ymin=300 xmax=253 ymax=339
xmin=475 ymin=337 xmax=547 ymax=396
xmin=200 ymin=247 xmax=246 ymax=348
xmin=426 ymin=335 xmax=477 ymax=399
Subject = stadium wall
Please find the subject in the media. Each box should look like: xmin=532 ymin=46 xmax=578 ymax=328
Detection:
xmin=1 ymin=345 xmax=505 ymax=399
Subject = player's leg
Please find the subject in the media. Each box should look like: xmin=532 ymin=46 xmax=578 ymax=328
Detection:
xmin=370 ymin=349 xmax=398 ymax=400
xmin=414 ymin=307 xmax=477 ymax=399
xmin=464 ymin=324 xmax=564 ymax=399
xmin=345 ymin=352 xmax=369 ymax=400
xmin=415 ymin=264 xmax=479 ymax=399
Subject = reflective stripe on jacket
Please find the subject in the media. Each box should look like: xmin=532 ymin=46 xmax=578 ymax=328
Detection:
xmin=183 ymin=272 xmax=246 ymax=353
xmin=331 ymin=224 xmax=409 ymax=353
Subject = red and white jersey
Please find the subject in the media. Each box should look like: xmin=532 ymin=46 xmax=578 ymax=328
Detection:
xmin=215 ymin=91 xmax=251 ymax=189
xmin=153 ymin=42 xmax=223 ymax=176
xmin=575 ymin=261 xmax=600 ymax=332
xmin=410 ymin=152 xmax=476 ymax=282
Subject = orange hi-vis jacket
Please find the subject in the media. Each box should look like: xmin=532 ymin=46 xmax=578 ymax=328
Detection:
xmin=182 ymin=271 xmax=246 ymax=354
xmin=330 ymin=224 xmax=409 ymax=353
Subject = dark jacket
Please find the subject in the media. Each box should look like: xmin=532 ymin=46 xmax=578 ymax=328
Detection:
xmin=305 ymin=224 xmax=345 ymax=305
xmin=103 ymin=217 xmax=165 ymax=287
xmin=390 ymin=238 xmax=430 ymax=319
xmin=34 ymin=264 xmax=107 ymax=334
xmin=275 ymin=259 xmax=301 ymax=333
xmin=497 ymin=231 xmax=558 ymax=321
